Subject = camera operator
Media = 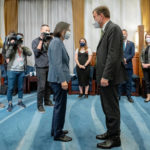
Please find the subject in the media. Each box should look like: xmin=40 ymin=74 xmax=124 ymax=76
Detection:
xmin=0 ymin=36 xmax=5 ymax=108
xmin=6 ymin=33 xmax=32 ymax=112
xmin=32 ymin=24 xmax=53 ymax=113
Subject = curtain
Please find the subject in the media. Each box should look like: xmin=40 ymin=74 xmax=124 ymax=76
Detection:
xmin=84 ymin=0 xmax=142 ymax=52
xmin=141 ymin=0 xmax=150 ymax=32
xmin=72 ymin=0 xmax=84 ymax=50
xmin=4 ymin=0 xmax=18 ymax=35
xmin=0 ymin=0 xmax=5 ymax=49
xmin=18 ymin=0 xmax=75 ymax=73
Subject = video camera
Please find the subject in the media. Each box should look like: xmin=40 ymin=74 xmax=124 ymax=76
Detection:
xmin=8 ymin=33 xmax=24 ymax=47
xmin=41 ymin=32 xmax=53 ymax=42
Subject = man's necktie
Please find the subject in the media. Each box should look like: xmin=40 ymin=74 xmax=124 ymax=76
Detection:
xmin=123 ymin=42 xmax=126 ymax=51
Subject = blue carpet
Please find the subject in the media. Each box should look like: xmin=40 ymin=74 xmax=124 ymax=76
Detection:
xmin=0 ymin=93 xmax=150 ymax=150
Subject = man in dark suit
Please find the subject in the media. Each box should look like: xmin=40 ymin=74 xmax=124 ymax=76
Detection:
xmin=93 ymin=6 xmax=127 ymax=149
xmin=118 ymin=29 xmax=135 ymax=103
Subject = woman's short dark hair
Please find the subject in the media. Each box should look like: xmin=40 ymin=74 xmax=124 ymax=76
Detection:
xmin=93 ymin=6 xmax=110 ymax=18
xmin=53 ymin=22 xmax=70 ymax=38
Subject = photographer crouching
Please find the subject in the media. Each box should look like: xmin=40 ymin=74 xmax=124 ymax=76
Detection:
xmin=6 ymin=33 xmax=32 ymax=112
xmin=32 ymin=24 xmax=54 ymax=113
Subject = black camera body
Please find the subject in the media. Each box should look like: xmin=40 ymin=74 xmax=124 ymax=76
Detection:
xmin=8 ymin=33 xmax=23 ymax=47
xmin=42 ymin=32 xmax=52 ymax=42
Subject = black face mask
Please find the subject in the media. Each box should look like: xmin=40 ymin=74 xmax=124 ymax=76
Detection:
xmin=80 ymin=42 xmax=85 ymax=47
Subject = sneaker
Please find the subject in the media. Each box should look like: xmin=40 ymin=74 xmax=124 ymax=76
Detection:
xmin=38 ymin=105 xmax=45 ymax=113
xmin=54 ymin=135 xmax=72 ymax=142
xmin=45 ymin=100 xmax=54 ymax=106
xmin=18 ymin=101 xmax=26 ymax=108
xmin=7 ymin=103 xmax=13 ymax=112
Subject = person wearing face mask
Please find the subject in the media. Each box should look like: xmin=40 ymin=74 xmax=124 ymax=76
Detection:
xmin=6 ymin=33 xmax=32 ymax=112
xmin=48 ymin=21 xmax=72 ymax=142
xmin=140 ymin=33 xmax=150 ymax=102
xmin=75 ymin=38 xmax=92 ymax=98
xmin=118 ymin=29 xmax=135 ymax=103
xmin=93 ymin=6 xmax=127 ymax=149
xmin=32 ymin=24 xmax=54 ymax=113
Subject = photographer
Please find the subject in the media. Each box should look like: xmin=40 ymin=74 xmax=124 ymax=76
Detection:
xmin=0 ymin=36 xmax=5 ymax=108
xmin=32 ymin=24 xmax=53 ymax=113
xmin=6 ymin=33 xmax=32 ymax=112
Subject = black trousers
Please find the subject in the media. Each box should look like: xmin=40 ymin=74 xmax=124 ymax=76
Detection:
xmin=50 ymin=83 xmax=67 ymax=138
xmin=100 ymin=84 xmax=120 ymax=137
xmin=143 ymin=68 xmax=150 ymax=94
xmin=118 ymin=69 xmax=133 ymax=97
xmin=36 ymin=67 xmax=51 ymax=106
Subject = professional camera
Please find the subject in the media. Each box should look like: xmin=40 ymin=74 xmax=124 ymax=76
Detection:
xmin=42 ymin=32 xmax=53 ymax=42
xmin=8 ymin=33 xmax=24 ymax=47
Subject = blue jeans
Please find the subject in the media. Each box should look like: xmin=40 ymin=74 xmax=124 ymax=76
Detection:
xmin=50 ymin=82 xmax=67 ymax=138
xmin=7 ymin=71 xmax=25 ymax=102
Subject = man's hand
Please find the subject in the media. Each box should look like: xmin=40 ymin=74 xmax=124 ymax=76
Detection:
xmin=100 ymin=78 xmax=109 ymax=87
xmin=61 ymin=81 xmax=68 ymax=90
xmin=124 ymin=58 xmax=127 ymax=64
xmin=10 ymin=40 xmax=15 ymax=44
xmin=37 ymin=40 xmax=43 ymax=50
xmin=6 ymin=58 xmax=9 ymax=63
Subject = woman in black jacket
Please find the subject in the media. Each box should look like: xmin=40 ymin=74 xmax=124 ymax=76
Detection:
xmin=140 ymin=32 xmax=150 ymax=102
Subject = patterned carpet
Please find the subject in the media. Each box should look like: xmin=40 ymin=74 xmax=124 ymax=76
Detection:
xmin=0 ymin=92 xmax=150 ymax=150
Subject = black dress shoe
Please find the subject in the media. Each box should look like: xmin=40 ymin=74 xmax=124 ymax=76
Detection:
xmin=51 ymin=130 xmax=68 ymax=136
xmin=84 ymin=94 xmax=88 ymax=98
xmin=45 ymin=100 xmax=54 ymax=106
xmin=96 ymin=132 xmax=109 ymax=140
xmin=144 ymin=99 xmax=150 ymax=102
xmin=127 ymin=96 xmax=134 ymax=103
xmin=97 ymin=137 xmax=121 ymax=149
xmin=54 ymin=135 xmax=72 ymax=142
xmin=78 ymin=94 xmax=83 ymax=98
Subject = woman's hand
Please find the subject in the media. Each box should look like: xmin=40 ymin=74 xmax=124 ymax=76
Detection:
xmin=142 ymin=63 xmax=150 ymax=68
xmin=61 ymin=81 xmax=68 ymax=90
xmin=79 ymin=64 xmax=85 ymax=69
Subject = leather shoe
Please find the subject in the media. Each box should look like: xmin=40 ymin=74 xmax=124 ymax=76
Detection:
xmin=54 ymin=135 xmax=72 ymax=142
xmin=97 ymin=137 xmax=121 ymax=149
xmin=45 ymin=100 xmax=54 ymax=106
xmin=96 ymin=132 xmax=109 ymax=140
xmin=51 ymin=130 xmax=68 ymax=136
xmin=127 ymin=96 xmax=134 ymax=103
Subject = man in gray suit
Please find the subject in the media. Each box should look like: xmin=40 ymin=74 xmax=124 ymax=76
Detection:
xmin=93 ymin=6 xmax=127 ymax=149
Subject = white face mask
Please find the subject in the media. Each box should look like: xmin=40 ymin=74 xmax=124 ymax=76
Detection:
xmin=146 ymin=37 xmax=150 ymax=43
xmin=64 ymin=31 xmax=71 ymax=39
xmin=93 ymin=21 xmax=100 ymax=28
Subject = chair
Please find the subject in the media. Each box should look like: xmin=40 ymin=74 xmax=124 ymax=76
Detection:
xmin=23 ymin=66 xmax=37 ymax=93
xmin=68 ymin=66 xmax=96 ymax=95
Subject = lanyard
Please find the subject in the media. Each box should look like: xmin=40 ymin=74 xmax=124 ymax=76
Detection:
xmin=18 ymin=47 xmax=22 ymax=57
